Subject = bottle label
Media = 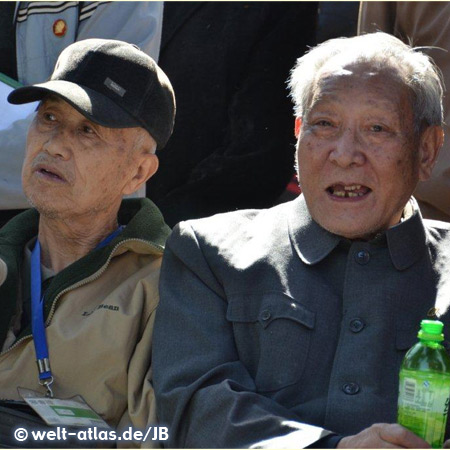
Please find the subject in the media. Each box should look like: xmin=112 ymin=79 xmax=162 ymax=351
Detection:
xmin=398 ymin=369 xmax=450 ymax=448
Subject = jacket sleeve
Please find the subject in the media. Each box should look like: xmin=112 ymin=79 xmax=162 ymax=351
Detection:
xmin=77 ymin=1 xmax=163 ymax=61
xmin=116 ymin=300 xmax=159 ymax=449
xmin=152 ymin=223 xmax=332 ymax=448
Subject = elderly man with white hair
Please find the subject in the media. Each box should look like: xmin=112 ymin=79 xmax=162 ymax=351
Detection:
xmin=0 ymin=38 xmax=174 ymax=444
xmin=152 ymin=32 xmax=450 ymax=448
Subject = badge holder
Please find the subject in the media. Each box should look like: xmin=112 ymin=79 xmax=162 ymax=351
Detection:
xmin=18 ymin=387 xmax=110 ymax=428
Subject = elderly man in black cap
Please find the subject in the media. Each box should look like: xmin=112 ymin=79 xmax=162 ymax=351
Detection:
xmin=0 ymin=38 xmax=174 ymax=443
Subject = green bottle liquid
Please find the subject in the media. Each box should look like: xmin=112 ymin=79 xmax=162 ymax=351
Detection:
xmin=398 ymin=320 xmax=450 ymax=448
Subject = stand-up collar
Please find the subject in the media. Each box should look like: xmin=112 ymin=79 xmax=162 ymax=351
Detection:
xmin=288 ymin=195 xmax=428 ymax=270
xmin=385 ymin=198 xmax=428 ymax=271
xmin=288 ymin=195 xmax=341 ymax=265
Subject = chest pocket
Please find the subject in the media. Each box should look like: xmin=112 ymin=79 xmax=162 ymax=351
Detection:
xmin=227 ymin=292 xmax=315 ymax=392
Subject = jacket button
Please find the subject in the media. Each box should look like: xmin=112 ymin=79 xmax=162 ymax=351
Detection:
xmin=349 ymin=318 xmax=365 ymax=333
xmin=342 ymin=382 xmax=360 ymax=395
xmin=261 ymin=310 xmax=271 ymax=321
xmin=355 ymin=250 xmax=370 ymax=265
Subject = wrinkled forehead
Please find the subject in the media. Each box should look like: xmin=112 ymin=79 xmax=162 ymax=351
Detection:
xmin=318 ymin=51 xmax=407 ymax=80
xmin=318 ymin=57 xmax=405 ymax=84
xmin=307 ymin=59 xmax=413 ymax=116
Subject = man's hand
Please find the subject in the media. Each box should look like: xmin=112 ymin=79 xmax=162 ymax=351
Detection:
xmin=337 ymin=423 xmax=431 ymax=448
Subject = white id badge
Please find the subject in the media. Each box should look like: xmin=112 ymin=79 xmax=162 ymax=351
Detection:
xmin=18 ymin=387 xmax=110 ymax=428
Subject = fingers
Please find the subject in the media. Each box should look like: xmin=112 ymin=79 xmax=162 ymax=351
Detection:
xmin=376 ymin=423 xmax=431 ymax=449
xmin=337 ymin=423 xmax=432 ymax=448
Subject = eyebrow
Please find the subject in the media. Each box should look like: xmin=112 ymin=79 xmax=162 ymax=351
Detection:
xmin=41 ymin=94 xmax=64 ymax=105
xmin=39 ymin=97 xmax=107 ymax=134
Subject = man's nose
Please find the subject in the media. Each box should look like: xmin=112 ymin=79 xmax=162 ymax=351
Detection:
xmin=42 ymin=128 xmax=72 ymax=160
xmin=329 ymin=127 xmax=366 ymax=168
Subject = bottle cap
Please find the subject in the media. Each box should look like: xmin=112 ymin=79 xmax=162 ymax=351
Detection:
xmin=418 ymin=319 xmax=444 ymax=342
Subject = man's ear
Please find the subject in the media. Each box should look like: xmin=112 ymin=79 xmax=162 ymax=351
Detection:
xmin=295 ymin=117 xmax=302 ymax=138
xmin=122 ymin=153 xmax=159 ymax=196
xmin=418 ymin=125 xmax=444 ymax=181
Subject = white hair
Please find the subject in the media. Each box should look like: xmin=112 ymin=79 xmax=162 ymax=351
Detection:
xmin=132 ymin=128 xmax=157 ymax=155
xmin=288 ymin=32 xmax=444 ymax=132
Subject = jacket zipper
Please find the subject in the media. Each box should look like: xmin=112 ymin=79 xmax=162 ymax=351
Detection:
xmin=0 ymin=238 xmax=163 ymax=356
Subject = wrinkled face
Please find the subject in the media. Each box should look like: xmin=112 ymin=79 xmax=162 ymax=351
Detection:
xmin=22 ymin=96 xmax=148 ymax=220
xmin=296 ymin=64 xmax=430 ymax=240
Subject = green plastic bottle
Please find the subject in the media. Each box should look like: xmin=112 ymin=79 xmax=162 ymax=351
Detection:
xmin=398 ymin=320 xmax=450 ymax=448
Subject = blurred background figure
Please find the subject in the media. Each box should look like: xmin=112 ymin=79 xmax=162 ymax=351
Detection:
xmin=316 ymin=1 xmax=359 ymax=43
xmin=359 ymin=2 xmax=450 ymax=222
xmin=0 ymin=1 xmax=163 ymax=227
xmin=147 ymin=2 xmax=318 ymax=227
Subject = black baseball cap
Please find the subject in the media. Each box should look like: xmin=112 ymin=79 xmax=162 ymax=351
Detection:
xmin=8 ymin=38 xmax=175 ymax=150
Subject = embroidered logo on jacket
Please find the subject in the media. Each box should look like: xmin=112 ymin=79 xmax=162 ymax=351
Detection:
xmin=82 ymin=304 xmax=120 ymax=316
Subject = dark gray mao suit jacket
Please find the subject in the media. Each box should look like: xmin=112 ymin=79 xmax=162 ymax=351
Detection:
xmin=153 ymin=195 xmax=450 ymax=448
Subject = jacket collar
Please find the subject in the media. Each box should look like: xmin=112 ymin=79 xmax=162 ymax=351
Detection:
xmin=31 ymin=198 xmax=170 ymax=313
xmin=288 ymin=195 xmax=341 ymax=265
xmin=385 ymin=198 xmax=428 ymax=271
xmin=288 ymin=195 xmax=427 ymax=271
xmin=0 ymin=198 xmax=169 ymax=250
xmin=0 ymin=198 xmax=170 ymax=348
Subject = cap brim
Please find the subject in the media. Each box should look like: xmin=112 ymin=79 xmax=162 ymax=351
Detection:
xmin=8 ymin=80 xmax=142 ymax=130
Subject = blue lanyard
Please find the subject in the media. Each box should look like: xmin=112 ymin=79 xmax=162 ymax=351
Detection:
xmin=30 ymin=225 xmax=124 ymax=397
xmin=94 ymin=226 xmax=124 ymax=250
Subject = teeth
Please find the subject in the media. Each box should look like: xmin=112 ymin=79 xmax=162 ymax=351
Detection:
xmin=331 ymin=188 xmax=366 ymax=198
xmin=344 ymin=184 xmax=362 ymax=191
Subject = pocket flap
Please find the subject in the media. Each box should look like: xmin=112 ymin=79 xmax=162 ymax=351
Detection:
xmin=227 ymin=292 xmax=315 ymax=329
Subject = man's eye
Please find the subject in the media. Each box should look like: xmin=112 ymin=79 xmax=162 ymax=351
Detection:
xmin=43 ymin=112 xmax=56 ymax=122
xmin=371 ymin=124 xmax=384 ymax=132
xmin=315 ymin=120 xmax=332 ymax=127
xmin=81 ymin=125 xmax=95 ymax=134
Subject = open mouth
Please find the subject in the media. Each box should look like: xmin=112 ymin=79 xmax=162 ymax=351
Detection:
xmin=37 ymin=167 xmax=65 ymax=182
xmin=326 ymin=184 xmax=371 ymax=199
